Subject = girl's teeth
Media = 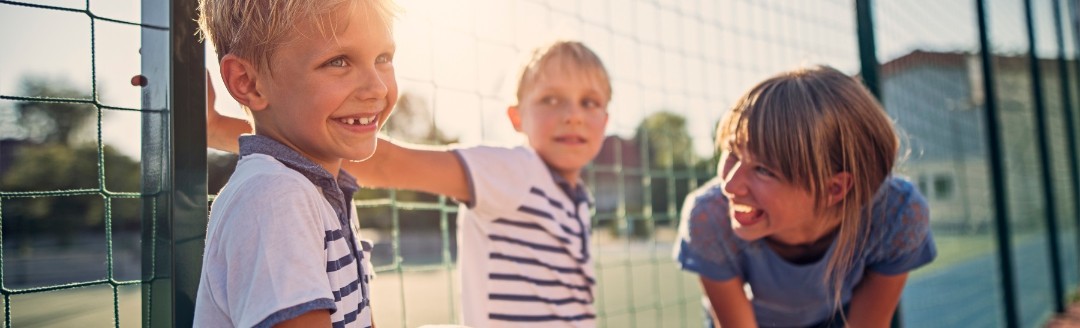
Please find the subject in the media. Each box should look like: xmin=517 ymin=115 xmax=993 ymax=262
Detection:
xmin=732 ymin=204 xmax=754 ymax=213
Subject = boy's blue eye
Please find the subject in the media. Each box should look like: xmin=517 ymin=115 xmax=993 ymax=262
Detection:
xmin=582 ymin=99 xmax=602 ymax=109
xmin=327 ymin=57 xmax=348 ymax=67
xmin=542 ymin=96 xmax=559 ymax=106
xmin=376 ymin=54 xmax=392 ymax=64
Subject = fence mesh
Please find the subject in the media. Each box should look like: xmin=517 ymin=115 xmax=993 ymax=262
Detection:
xmin=2 ymin=0 xmax=1080 ymax=327
xmin=327 ymin=1 xmax=861 ymax=327
xmin=0 ymin=0 xmax=165 ymax=327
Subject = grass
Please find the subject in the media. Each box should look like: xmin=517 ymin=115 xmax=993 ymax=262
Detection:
xmin=911 ymin=232 xmax=996 ymax=279
xmin=370 ymin=243 xmax=704 ymax=328
xmin=911 ymin=230 xmax=1050 ymax=279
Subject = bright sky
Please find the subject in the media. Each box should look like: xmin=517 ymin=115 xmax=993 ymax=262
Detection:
xmin=1 ymin=0 xmax=1057 ymax=161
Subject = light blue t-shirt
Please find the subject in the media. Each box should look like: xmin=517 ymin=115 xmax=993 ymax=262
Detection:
xmin=674 ymin=176 xmax=936 ymax=327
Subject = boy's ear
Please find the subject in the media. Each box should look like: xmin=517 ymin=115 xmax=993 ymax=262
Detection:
xmin=507 ymin=106 xmax=524 ymax=132
xmin=219 ymin=54 xmax=269 ymax=111
xmin=826 ymin=172 xmax=853 ymax=206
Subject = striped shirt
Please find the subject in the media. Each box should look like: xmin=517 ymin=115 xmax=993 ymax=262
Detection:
xmin=195 ymin=135 xmax=375 ymax=328
xmin=455 ymin=146 xmax=596 ymax=328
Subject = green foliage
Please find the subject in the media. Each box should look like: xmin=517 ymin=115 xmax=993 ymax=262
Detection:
xmin=14 ymin=76 xmax=96 ymax=144
xmin=608 ymin=111 xmax=715 ymax=239
xmin=1 ymin=75 xmax=141 ymax=246
xmin=2 ymin=143 xmax=140 ymax=246
xmin=634 ymin=111 xmax=695 ymax=170
xmin=383 ymin=92 xmax=459 ymax=145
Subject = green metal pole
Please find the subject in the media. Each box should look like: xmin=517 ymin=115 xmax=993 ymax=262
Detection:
xmin=976 ymin=0 xmax=1020 ymax=326
xmin=1024 ymin=0 xmax=1067 ymax=314
xmin=141 ymin=0 xmax=207 ymax=325
xmin=1055 ymin=0 xmax=1080 ymax=282
xmin=169 ymin=0 xmax=208 ymax=325
xmin=856 ymin=0 xmax=881 ymax=98
xmin=854 ymin=1 xmax=904 ymax=327
xmin=141 ymin=0 xmax=172 ymax=326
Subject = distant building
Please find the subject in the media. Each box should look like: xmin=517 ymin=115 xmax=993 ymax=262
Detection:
xmin=880 ymin=50 xmax=1074 ymax=233
xmin=590 ymin=135 xmax=644 ymax=217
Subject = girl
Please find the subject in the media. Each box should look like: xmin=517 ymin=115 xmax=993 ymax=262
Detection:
xmin=674 ymin=65 xmax=936 ymax=328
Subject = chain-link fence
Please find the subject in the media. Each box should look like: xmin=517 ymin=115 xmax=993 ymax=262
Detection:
xmin=2 ymin=0 xmax=1080 ymax=327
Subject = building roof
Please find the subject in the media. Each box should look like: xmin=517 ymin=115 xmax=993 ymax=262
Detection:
xmin=879 ymin=49 xmax=1049 ymax=78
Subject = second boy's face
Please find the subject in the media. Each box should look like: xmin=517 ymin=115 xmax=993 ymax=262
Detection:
xmin=254 ymin=6 xmax=397 ymax=173
xmin=511 ymin=64 xmax=609 ymax=185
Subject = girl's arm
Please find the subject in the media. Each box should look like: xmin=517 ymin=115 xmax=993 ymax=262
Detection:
xmin=700 ymin=276 xmax=757 ymax=328
xmin=846 ymin=271 xmax=909 ymax=327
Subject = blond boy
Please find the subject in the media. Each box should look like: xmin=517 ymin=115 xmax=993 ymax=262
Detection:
xmin=350 ymin=41 xmax=610 ymax=327
xmin=207 ymin=40 xmax=611 ymax=327
xmin=194 ymin=0 xmax=397 ymax=326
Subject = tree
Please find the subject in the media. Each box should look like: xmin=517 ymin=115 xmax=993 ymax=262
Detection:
xmin=634 ymin=111 xmax=695 ymax=170
xmin=383 ymin=91 xmax=458 ymax=145
xmin=1 ymin=75 xmax=141 ymax=246
xmin=624 ymin=111 xmax=705 ymax=237
xmin=2 ymin=144 xmax=140 ymax=245
xmin=12 ymin=75 xmax=96 ymax=144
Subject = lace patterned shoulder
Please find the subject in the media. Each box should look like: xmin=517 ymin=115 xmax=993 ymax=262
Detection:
xmin=678 ymin=178 xmax=743 ymax=268
xmin=866 ymin=177 xmax=932 ymax=263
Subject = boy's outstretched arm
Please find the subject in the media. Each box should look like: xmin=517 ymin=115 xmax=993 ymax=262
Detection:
xmin=203 ymin=73 xmax=470 ymax=203
xmin=344 ymin=138 xmax=471 ymax=204
xmin=205 ymin=71 xmax=251 ymax=153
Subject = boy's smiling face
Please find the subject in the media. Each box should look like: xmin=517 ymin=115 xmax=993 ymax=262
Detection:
xmin=251 ymin=5 xmax=397 ymax=174
xmin=510 ymin=60 xmax=609 ymax=186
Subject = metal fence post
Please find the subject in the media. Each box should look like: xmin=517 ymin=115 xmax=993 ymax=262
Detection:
xmin=169 ymin=0 xmax=208 ymax=325
xmin=1056 ymin=0 xmax=1080 ymax=283
xmin=140 ymin=0 xmax=172 ymax=325
xmin=854 ymin=1 xmax=905 ymax=327
xmin=1025 ymin=0 xmax=1068 ymax=315
xmin=975 ymin=0 xmax=1021 ymax=326
xmin=142 ymin=0 xmax=206 ymax=326
xmin=855 ymin=1 xmax=907 ymax=325
xmin=856 ymin=0 xmax=880 ymax=98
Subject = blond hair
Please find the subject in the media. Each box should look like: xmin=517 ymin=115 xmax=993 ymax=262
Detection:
xmin=514 ymin=40 xmax=612 ymax=105
xmin=717 ymin=65 xmax=899 ymax=321
xmin=197 ymin=0 xmax=399 ymax=73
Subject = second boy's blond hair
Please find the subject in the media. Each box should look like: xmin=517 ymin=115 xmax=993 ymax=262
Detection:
xmin=197 ymin=0 xmax=398 ymax=73
xmin=514 ymin=41 xmax=612 ymax=104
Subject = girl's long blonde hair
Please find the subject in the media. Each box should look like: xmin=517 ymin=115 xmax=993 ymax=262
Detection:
xmin=717 ymin=65 xmax=899 ymax=320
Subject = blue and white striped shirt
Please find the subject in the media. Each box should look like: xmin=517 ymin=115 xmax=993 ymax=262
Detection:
xmin=195 ymin=135 xmax=375 ymax=328
xmin=455 ymin=146 xmax=596 ymax=328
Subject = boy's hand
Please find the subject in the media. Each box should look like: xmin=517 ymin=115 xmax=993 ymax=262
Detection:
xmin=205 ymin=70 xmax=251 ymax=153
xmin=206 ymin=70 xmax=217 ymax=120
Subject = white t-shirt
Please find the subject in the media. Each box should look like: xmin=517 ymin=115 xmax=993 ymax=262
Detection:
xmin=194 ymin=153 xmax=375 ymax=328
xmin=454 ymin=146 xmax=596 ymax=328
